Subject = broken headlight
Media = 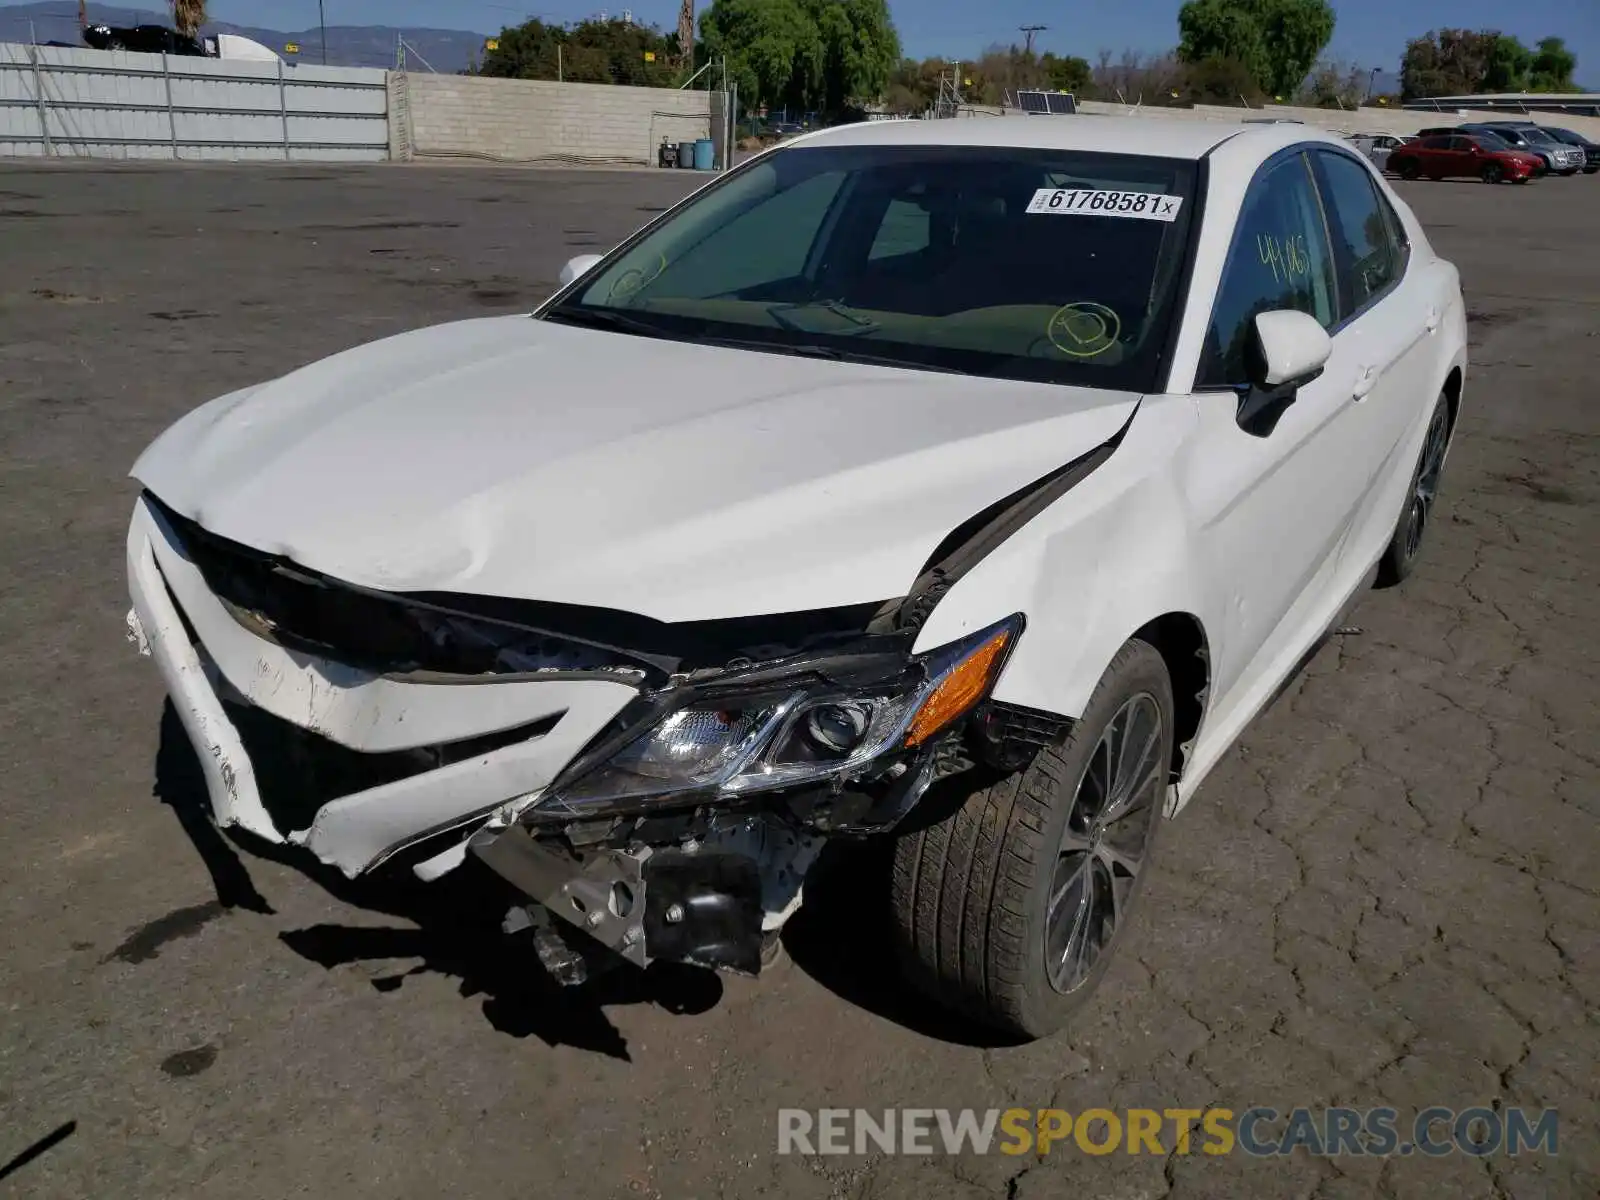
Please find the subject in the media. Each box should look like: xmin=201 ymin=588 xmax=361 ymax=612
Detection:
xmin=540 ymin=615 xmax=1022 ymax=814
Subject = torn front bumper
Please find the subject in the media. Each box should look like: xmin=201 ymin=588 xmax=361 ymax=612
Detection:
xmin=471 ymin=812 xmax=821 ymax=974
xmin=125 ymin=496 xmax=638 ymax=878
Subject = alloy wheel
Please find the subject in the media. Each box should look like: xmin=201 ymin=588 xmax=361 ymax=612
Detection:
xmin=1044 ymin=693 xmax=1164 ymax=994
xmin=1403 ymin=403 xmax=1451 ymax=560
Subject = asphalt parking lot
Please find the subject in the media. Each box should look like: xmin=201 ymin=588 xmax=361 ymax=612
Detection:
xmin=1 ymin=159 xmax=1596 ymax=1200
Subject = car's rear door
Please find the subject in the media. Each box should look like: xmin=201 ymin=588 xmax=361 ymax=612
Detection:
xmin=1183 ymin=149 xmax=1370 ymax=705
xmin=1307 ymin=147 xmax=1448 ymax=571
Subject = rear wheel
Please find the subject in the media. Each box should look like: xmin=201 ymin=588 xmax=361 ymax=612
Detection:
xmin=1377 ymin=392 xmax=1452 ymax=587
xmin=1397 ymin=160 xmax=1421 ymax=181
xmin=890 ymin=640 xmax=1173 ymax=1039
xmin=1481 ymin=163 xmax=1504 ymax=184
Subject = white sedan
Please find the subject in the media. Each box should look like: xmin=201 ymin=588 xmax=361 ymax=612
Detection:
xmin=126 ymin=116 xmax=1467 ymax=1038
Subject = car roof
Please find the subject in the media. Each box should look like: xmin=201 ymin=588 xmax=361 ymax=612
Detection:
xmin=784 ymin=114 xmax=1345 ymax=163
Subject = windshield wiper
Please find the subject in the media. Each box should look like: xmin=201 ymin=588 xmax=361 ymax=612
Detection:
xmin=767 ymin=299 xmax=881 ymax=336
xmin=541 ymin=306 xmax=667 ymax=339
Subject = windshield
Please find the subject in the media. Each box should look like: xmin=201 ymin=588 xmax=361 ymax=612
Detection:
xmin=542 ymin=143 xmax=1201 ymax=392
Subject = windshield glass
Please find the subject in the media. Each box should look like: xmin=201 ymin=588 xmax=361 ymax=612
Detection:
xmin=542 ymin=143 xmax=1201 ymax=392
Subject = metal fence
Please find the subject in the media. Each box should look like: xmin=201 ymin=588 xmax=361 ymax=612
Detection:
xmin=0 ymin=41 xmax=390 ymax=161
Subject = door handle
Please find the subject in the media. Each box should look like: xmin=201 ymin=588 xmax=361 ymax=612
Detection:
xmin=1353 ymin=366 xmax=1378 ymax=400
xmin=1425 ymin=309 xmax=1441 ymax=334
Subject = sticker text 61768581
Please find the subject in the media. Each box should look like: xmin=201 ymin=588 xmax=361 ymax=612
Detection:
xmin=1026 ymin=188 xmax=1184 ymax=222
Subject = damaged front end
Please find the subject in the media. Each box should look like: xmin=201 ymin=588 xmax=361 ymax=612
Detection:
xmin=470 ymin=613 xmax=1030 ymax=978
xmin=127 ymin=488 xmax=1041 ymax=982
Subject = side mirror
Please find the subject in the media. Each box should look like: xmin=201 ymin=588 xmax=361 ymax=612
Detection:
xmin=1237 ymin=309 xmax=1331 ymax=434
xmin=558 ymin=254 xmax=605 ymax=288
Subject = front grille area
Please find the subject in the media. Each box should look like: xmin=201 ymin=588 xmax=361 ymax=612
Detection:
xmin=148 ymin=493 xmax=645 ymax=679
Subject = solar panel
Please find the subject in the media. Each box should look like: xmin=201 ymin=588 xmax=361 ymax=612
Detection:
xmin=1016 ymin=90 xmax=1077 ymax=115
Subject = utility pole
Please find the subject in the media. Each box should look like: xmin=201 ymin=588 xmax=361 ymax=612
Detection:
xmin=1020 ymin=24 xmax=1046 ymax=55
xmin=677 ymin=0 xmax=694 ymax=69
xmin=78 ymin=0 xmax=87 ymax=30
xmin=319 ymin=0 xmax=327 ymax=64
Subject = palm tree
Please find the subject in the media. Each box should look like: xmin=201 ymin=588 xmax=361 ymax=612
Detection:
xmin=173 ymin=0 xmax=206 ymax=38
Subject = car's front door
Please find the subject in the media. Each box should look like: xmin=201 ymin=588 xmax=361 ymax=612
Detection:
xmin=1184 ymin=149 xmax=1370 ymax=707
xmin=1308 ymin=148 xmax=1447 ymax=571
xmin=1440 ymin=137 xmax=1472 ymax=177
xmin=1414 ymin=136 xmax=1451 ymax=177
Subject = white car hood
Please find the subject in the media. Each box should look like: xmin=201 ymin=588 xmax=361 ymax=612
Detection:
xmin=132 ymin=315 xmax=1139 ymax=623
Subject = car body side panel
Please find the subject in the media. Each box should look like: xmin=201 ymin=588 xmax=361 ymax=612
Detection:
xmin=919 ymin=136 xmax=1469 ymax=818
xmin=910 ymin=393 xmax=1220 ymax=722
xmin=1337 ymin=255 xmax=1467 ymax=577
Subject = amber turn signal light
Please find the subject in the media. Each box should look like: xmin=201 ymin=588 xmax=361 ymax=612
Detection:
xmin=905 ymin=628 xmax=1012 ymax=747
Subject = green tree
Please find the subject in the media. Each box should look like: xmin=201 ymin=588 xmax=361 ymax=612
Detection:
xmin=480 ymin=17 xmax=676 ymax=85
xmin=701 ymin=0 xmax=900 ymax=118
xmin=1179 ymin=54 xmax=1266 ymax=105
xmin=1399 ymin=29 xmax=1576 ymax=100
xmin=1041 ymin=52 xmax=1094 ymax=95
xmin=1178 ymin=0 xmax=1335 ymax=99
xmin=1529 ymin=36 xmax=1578 ymax=92
xmin=1400 ymin=29 xmax=1489 ymax=99
xmin=1482 ymin=34 xmax=1532 ymax=92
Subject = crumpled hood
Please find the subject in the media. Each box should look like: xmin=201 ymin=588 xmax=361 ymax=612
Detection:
xmin=132 ymin=315 xmax=1139 ymax=623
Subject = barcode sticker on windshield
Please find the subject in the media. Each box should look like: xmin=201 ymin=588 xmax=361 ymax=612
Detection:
xmin=1026 ymin=188 xmax=1184 ymax=222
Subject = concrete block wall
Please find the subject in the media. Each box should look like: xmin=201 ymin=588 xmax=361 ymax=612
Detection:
xmin=399 ymin=72 xmax=721 ymax=167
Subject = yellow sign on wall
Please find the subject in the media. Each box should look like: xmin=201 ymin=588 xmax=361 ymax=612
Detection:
xmin=284 ymin=42 xmax=300 ymax=54
xmin=485 ymin=38 xmax=500 ymax=51
xmin=643 ymin=51 xmax=656 ymax=62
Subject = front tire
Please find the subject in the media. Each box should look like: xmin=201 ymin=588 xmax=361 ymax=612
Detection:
xmin=1377 ymin=391 xmax=1451 ymax=587
xmin=890 ymin=640 xmax=1174 ymax=1039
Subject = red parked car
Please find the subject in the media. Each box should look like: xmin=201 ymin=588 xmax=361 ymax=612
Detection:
xmin=1388 ymin=133 xmax=1542 ymax=184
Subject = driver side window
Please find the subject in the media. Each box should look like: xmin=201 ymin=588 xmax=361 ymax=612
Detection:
xmin=1198 ymin=153 xmax=1338 ymax=388
xmin=640 ymin=170 xmax=847 ymax=300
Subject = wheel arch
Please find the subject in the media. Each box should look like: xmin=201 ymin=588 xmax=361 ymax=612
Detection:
xmin=1128 ymin=612 xmax=1211 ymax=785
xmin=1442 ymin=363 xmax=1463 ymax=434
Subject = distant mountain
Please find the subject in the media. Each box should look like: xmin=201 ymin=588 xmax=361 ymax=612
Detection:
xmin=0 ymin=2 xmax=491 ymax=71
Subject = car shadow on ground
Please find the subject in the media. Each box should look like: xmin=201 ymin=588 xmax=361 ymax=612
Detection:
xmin=151 ymin=703 xmax=722 ymax=1061
xmin=780 ymin=813 xmax=1029 ymax=1050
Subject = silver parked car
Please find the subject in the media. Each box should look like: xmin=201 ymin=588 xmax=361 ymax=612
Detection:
xmin=1475 ymin=122 xmax=1586 ymax=176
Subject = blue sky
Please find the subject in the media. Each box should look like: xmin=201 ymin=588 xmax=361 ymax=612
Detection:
xmin=43 ymin=1 xmax=1600 ymax=80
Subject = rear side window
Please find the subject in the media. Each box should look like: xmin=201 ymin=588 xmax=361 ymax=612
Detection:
xmin=1312 ymin=151 xmax=1406 ymax=315
xmin=1198 ymin=153 xmax=1338 ymax=388
xmin=1418 ymin=136 xmax=1450 ymax=150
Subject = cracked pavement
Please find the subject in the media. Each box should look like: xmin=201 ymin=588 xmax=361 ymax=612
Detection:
xmin=0 ymin=163 xmax=1594 ymax=1199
